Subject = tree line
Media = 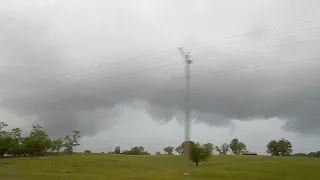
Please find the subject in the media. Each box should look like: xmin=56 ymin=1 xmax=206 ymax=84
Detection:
xmin=0 ymin=122 xmax=81 ymax=158
xmin=109 ymin=138 xmax=249 ymax=166
xmin=166 ymin=138 xmax=248 ymax=156
xmin=1 ymin=122 xmax=319 ymax=163
xmin=108 ymin=146 xmax=151 ymax=155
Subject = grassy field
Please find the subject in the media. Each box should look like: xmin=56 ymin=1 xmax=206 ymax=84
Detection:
xmin=0 ymin=154 xmax=320 ymax=180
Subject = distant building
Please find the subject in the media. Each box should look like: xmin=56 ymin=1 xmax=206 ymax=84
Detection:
xmin=242 ymin=150 xmax=257 ymax=155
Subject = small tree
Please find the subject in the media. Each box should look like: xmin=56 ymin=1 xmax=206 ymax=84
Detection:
xmin=202 ymin=143 xmax=214 ymax=155
xmin=22 ymin=124 xmax=50 ymax=156
xmin=308 ymin=151 xmax=320 ymax=157
xmin=114 ymin=146 xmax=121 ymax=154
xmin=278 ymin=138 xmax=293 ymax=156
xmin=122 ymin=150 xmax=129 ymax=154
xmin=266 ymin=138 xmax=292 ymax=156
xmin=84 ymin=150 xmax=91 ymax=153
xmin=175 ymin=145 xmax=184 ymax=155
xmin=221 ymin=143 xmax=229 ymax=155
xmin=266 ymin=140 xmax=279 ymax=156
xmin=0 ymin=122 xmax=12 ymax=158
xmin=215 ymin=146 xmax=221 ymax=155
xmin=163 ymin=146 xmax=174 ymax=155
xmin=122 ymin=146 xmax=150 ymax=155
xmin=293 ymin=153 xmax=307 ymax=157
xmin=229 ymin=138 xmax=247 ymax=155
xmin=51 ymin=138 xmax=63 ymax=153
xmin=155 ymin=152 xmax=161 ymax=155
xmin=181 ymin=141 xmax=210 ymax=166
xmin=10 ymin=128 xmax=23 ymax=157
xmin=63 ymin=130 xmax=81 ymax=154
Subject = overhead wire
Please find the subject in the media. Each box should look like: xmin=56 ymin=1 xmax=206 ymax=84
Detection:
xmin=181 ymin=17 xmax=320 ymax=49
xmin=7 ymin=49 xmax=177 ymax=89
xmin=0 ymin=54 xmax=173 ymax=105
xmin=6 ymin=54 xmax=320 ymax=105
xmin=190 ymin=25 xmax=320 ymax=53
xmin=193 ymin=37 xmax=320 ymax=61
xmin=187 ymin=56 xmax=320 ymax=79
xmin=4 ymin=37 xmax=320 ymax=102
xmin=3 ymin=17 xmax=320 ymax=104
xmin=21 ymin=59 xmax=185 ymax=106
xmin=40 ymin=55 xmax=172 ymax=81
xmin=5 ymin=17 xmax=320 ymax=90
xmin=1 ymin=60 xmax=184 ymax=103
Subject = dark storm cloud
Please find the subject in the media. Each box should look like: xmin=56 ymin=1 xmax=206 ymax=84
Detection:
xmin=2 ymin=0 xmax=320 ymax=136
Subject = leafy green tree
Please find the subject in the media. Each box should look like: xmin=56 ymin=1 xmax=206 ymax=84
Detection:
xmin=221 ymin=143 xmax=229 ymax=155
xmin=121 ymin=150 xmax=129 ymax=154
xmin=266 ymin=140 xmax=279 ymax=156
xmin=21 ymin=136 xmax=33 ymax=156
xmin=114 ymin=146 xmax=121 ymax=154
xmin=215 ymin=146 xmax=222 ymax=155
xmin=122 ymin=146 xmax=150 ymax=155
xmin=308 ymin=151 xmax=320 ymax=157
xmin=138 ymin=146 xmax=145 ymax=154
xmin=9 ymin=128 xmax=23 ymax=156
xmin=0 ymin=122 xmax=7 ymax=132
xmin=0 ymin=123 xmax=85 ymax=158
xmin=181 ymin=141 xmax=210 ymax=166
xmin=51 ymin=138 xmax=63 ymax=152
xmin=27 ymin=124 xmax=50 ymax=156
xmin=0 ymin=136 xmax=12 ymax=158
xmin=267 ymin=138 xmax=292 ymax=156
xmin=11 ymin=128 xmax=22 ymax=141
xmin=175 ymin=145 xmax=184 ymax=155
xmin=0 ymin=122 xmax=12 ymax=158
xmin=63 ymin=130 xmax=81 ymax=154
xmin=215 ymin=144 xmax=229 ymax=155
xmin=44 ymin=138 xmax=52 ymax=152
xmin=202 ymin=143 xmax=214 ymax=155
xmin=129 ymin=146 xmax=141 ymax=155
xmin=131 ymin=146 xmax=145 ymax=155
xmin=163 ymin=146 xmax=174 ymax=155
xmin=293 ymin=153 xmax=307 ymax=157
xmin=266 ymin=138 xmax=292 ymax=156
xmin=229 ymin=138 xmax=247 ymax=155
xmin=238 ymin=143 xmax=247 ymax=154
xmin=278 ymin=138 xmax=293 ymax=156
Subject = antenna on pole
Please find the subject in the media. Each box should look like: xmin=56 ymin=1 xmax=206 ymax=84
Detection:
xmin=179 ymin=47 xmax=192 ymax=179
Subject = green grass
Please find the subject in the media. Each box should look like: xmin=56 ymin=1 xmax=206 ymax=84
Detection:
xmin=1 ymin=154 xmax=320 ymax=180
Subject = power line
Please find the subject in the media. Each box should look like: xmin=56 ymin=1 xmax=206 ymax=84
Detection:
xmin=4 ymin=17 xmax=320 ymax=97
xmin=190 ymin=25 xmax=320 ymax=53
xmin=6 ymin=55 xmax=319 ymax=105
xmin=187 ymin=56 xmax=320 ymax=79
xmin=1 ymin=61 xmax=183 ymax=103
xmin=8 ymin=52 xmax=175 ymax=89
xmin=6 ymin=17 xmax=320 ymax=90
xmin=38 ymin=55 xmax=171 ymax=83
xmin=1 ymin=54 xmax=173 ymax=104
xmin=181 ymin=17 xmax=320 ymax=48
xmin=4 ymin=36 xmax=320 ymax=102
xmin=9 ymin=61 xmax=183 ymax=106
xmin=193 ymin=37 xmax=320 ymax=61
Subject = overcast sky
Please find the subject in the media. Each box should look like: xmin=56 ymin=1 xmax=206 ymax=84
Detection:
xmin=1 ymin=0 xmax=320 ymax=154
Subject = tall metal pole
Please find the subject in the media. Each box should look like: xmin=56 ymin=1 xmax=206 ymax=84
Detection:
xmin=179 ymin=47 xmax=192 ymax=178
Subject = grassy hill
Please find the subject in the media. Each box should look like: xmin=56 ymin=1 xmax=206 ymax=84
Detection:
xmin=0 ymin=154 xmax=319 ymax=180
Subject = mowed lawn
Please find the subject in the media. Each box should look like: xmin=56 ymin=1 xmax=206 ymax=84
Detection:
xmin=1 ymin=154 xmax=320 ymax=180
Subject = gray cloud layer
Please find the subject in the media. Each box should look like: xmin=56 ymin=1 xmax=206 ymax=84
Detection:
xmin=1 ymin=0 xmax=320 ymax=137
